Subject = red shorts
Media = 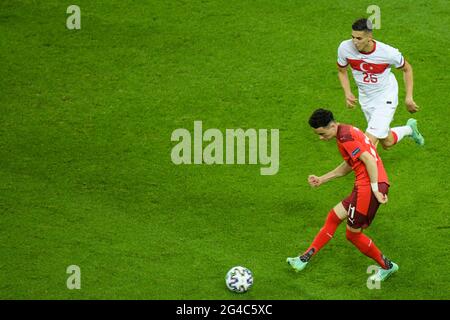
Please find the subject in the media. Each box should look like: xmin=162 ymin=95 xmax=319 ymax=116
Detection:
xmin=341 ymin=183 xmax=389 ymax=229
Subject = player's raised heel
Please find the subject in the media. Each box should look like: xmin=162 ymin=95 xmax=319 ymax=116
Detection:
xmin=286 ymin=257 xmax=308 ymax=272
xmin=407 ymin=118 xmax=425 ymax=146
xmin=369 ymin=262 xmax=399 ymax=282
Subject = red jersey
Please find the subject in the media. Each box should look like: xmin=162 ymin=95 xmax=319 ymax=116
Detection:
xmin=336 ymin=124 xmax=389 ymax=186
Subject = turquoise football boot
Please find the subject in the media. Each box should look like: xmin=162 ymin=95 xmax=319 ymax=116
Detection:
xmin=369 ymin=262 xmax=399 ymax=282
xmin=407 ymin=118 xmax=425 ymax=146
xmin=286 ymin=257 xmax=308 ymax=272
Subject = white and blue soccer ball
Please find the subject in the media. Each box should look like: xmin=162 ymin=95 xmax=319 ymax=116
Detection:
xmin=225 ymin=266 xmax=253 ymax=293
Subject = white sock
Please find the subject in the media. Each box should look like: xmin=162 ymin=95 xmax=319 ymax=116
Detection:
xmin=391 ymin=126 xmax=412 ymax=143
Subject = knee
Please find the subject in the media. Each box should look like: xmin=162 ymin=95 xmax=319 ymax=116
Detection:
xmin=380 ymin=141 xmax=393 ymax=150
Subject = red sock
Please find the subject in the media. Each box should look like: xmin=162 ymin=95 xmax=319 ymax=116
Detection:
xmin=346 ymin=229 xmax=388 ymax=269
xmin=392 ymin=131 xmax=399 ymax=145
xmin=302 ymin=209 xmax=343 ymax=258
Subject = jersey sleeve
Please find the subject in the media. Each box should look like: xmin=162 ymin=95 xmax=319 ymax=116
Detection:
xmin=387 ymin=46 xmax=405 ymax=68
xmin=337 ymin=42 xmax=348 ymax=67
xmin=340 ymin=139 xmax=367 ymax=162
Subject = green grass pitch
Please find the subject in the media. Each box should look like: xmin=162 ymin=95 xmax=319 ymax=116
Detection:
xmin=0 ymin=0 xmax=449 ymax=299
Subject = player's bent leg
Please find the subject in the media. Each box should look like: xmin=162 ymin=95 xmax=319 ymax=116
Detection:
xmin=379 ymin=131 xmax=396 ymax=150
xmin=366 ymin=108 xmax=393 ymax=149
xmin=391 ymin=124 xmax=412 ymax=145
xmin=346 ymin=227 xmax=381 ymax=262
xmin=346 ymin=226 xmax=395 ymax=273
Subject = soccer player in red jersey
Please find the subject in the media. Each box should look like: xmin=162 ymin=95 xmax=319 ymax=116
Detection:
xmin=337 ymin=18 xmax=424 ymax=149
xmin=287 ymin=109 xmax=398 ymax=282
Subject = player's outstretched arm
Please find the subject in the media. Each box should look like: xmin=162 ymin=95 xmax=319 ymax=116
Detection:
xmin=308 ymin=161 xmax=352 ymax=187
xmin=337 ymin=66 xmax=357 ymax=108
xmin=400 ymin=60 xmax=420 ymax=113
xmin=359 ymin=152 xmax=388 ymax=204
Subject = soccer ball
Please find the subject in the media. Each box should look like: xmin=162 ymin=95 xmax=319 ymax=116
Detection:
xmin=225 ymin=266 xmax=253 ymax=293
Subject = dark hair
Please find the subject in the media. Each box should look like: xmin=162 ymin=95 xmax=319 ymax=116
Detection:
xmin=308 ymin=109 xmax=335 ymax=128
xmin=352 ymin=18 xmax=372 ymax=32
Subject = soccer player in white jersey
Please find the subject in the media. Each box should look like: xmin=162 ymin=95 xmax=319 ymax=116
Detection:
xmin=337 ymin=18 xmax=424 ymax=149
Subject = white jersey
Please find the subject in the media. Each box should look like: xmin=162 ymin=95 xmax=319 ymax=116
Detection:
xmin=337 ymin=39 xmax=404 ymax=106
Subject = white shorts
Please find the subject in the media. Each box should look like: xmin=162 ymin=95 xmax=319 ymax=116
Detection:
xmin=360 ymin=85 xmax=398 ymax=139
